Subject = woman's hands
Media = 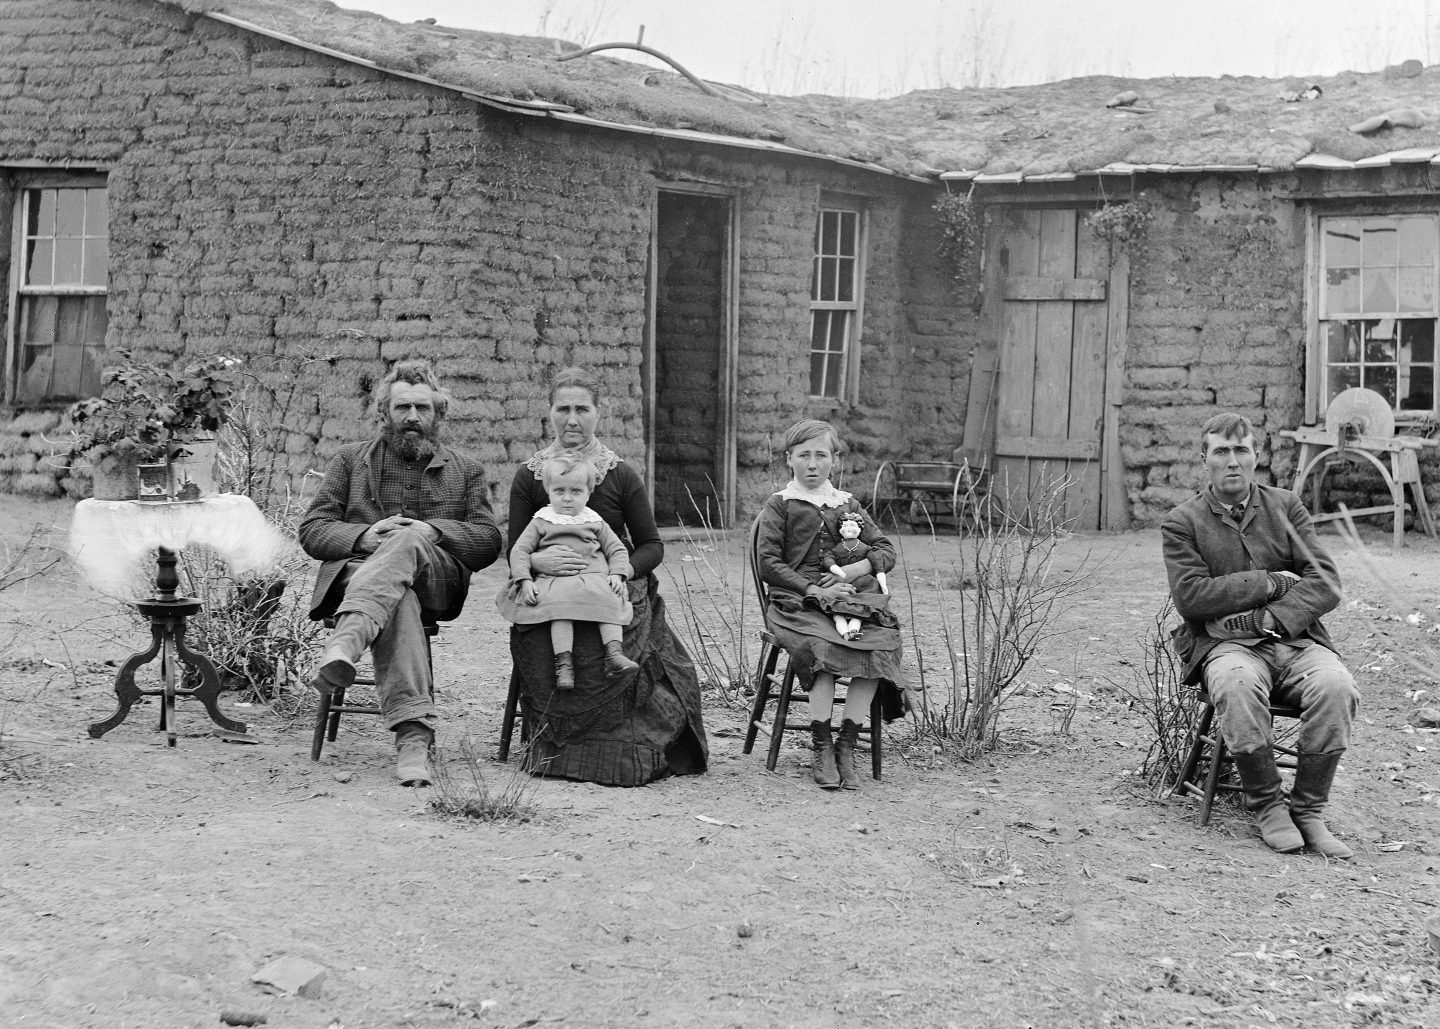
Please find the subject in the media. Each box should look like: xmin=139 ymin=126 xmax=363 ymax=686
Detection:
xmin=817 ymin=558 xmax=871 ymax=588
xmin=529 ymin=545 xmax=588 ymax=577
xmin=807 ymin=581 xmax=856 ymax=603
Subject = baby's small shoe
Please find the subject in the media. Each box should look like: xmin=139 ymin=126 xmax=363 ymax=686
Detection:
xmin=603 ymin=640 xmax=639 ymax=680
xmin=554 ymin=651 xmax=575 ymax=690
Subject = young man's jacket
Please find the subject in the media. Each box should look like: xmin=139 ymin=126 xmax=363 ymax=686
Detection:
xmin=1161 ymin=483 xmax=1341 ymax=685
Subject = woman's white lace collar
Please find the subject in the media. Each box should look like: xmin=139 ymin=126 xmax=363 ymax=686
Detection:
xmin=526 ymin=439 xmax=620 ymax=480
xmin=535 ymin=506 xmax=603 ymax=526
xmin=777 ymin=480 xmax=852 ymax=509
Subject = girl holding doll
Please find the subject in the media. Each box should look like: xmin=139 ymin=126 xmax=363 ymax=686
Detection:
xmin=755 ymin=419 xmax=908 ymax=789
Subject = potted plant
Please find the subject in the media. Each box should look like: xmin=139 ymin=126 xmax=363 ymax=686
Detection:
xmin=68 ymin=350 xmax=242 ymax=501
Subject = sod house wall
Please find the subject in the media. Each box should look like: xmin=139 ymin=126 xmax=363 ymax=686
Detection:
xmin=0 ymin=0 xmax=973 ymax=526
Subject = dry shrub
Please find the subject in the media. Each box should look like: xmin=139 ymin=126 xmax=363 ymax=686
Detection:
xmin=905 ymin=471 xmax=1099 ymax=759
xmin=430 ymin=737 xmax=540 ymax=822
xmin=662 ymin=488 xmax=752 ymax=705
xmin=1114 ymin=598 xmax=1198 ymax=792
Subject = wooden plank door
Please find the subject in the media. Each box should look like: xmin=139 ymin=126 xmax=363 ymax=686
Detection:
xmin=992 ymin=206 xmax=1126 ymax=530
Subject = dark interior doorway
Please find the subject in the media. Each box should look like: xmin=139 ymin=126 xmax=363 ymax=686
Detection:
xmin=648 ymin=190 xmax=734 ymax=527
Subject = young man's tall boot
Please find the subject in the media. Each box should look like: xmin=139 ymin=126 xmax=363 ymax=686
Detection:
xmin=1289 ymin=752 xmax=1354 ymax=859
xmin=1231 ymin=747 xmax=1304 ymax=853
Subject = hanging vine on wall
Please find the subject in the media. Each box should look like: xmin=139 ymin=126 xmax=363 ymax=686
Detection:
xmin=1084 ymin=190 xmax=1155 ymax=249
xmin=933 ymin=184 xmax=983 ymax=280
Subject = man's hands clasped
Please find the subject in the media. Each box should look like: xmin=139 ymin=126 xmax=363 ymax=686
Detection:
xmin=356 ymin=515 xmax=439 ymax=554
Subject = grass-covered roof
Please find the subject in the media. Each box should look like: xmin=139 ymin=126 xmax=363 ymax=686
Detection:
xmin=167 ymin=0 xmax=1440 ymax=181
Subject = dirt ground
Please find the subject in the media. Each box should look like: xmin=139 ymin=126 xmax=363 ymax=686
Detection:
xmin=2 ymin=493 xmax=1438 ymax=1029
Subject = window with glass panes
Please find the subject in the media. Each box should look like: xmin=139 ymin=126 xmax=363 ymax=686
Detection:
xmin=1319 ymin=214 xmax=1438 ymax=414
xmin=809 ymin=206 xmax=862 ymax=399
xmin=9 ymin=183 xmax=108 ymax=404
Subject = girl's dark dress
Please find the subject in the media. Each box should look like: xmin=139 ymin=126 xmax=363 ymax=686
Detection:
xmin=507 ymin=458 xmax=708 ymax=785
xmin=755 ymin=491 xmax=907 ymax=720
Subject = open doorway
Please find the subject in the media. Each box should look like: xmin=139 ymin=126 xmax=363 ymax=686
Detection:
xmin=646 ymin=189 xmax=736 ymax=528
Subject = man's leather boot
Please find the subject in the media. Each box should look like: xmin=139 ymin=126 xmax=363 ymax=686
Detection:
xmin=554 ymin=651 xmax=575 ymax=690
xmin=810 ymin=720 xmax=840 ymax=789
xmin=394 ymin=720 xmax=434 ymax=787
xmin=603 ymin=640 xmax=639 ymax=680
xmin=1231 ymin=748 xmax=1304 ymax=853
xmin=1289 ymin=752 xmax=1354 ymax=859
xmin=834 ymin=719 xmax=862 ymax=790
xmin=312 ymin=612 xmax=378 ymax=695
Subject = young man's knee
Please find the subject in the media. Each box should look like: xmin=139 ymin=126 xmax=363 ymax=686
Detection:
xmin=1204 ymin=658 xmax=1268 ymax=698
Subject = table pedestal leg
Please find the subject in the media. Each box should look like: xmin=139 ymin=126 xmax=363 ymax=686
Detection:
xmin=87 ymin=625 xmax=162 ymax=739
xmin=87 ymin=606 xmax=250 ymax=744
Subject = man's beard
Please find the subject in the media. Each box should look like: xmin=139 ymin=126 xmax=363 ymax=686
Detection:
xmin=384 ymin=420 xmax=441 ymax=462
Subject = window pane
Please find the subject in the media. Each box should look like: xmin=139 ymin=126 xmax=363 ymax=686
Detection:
xmin=29 ymin=190 xmax=56 ymax=238
xmin=1365 ymin=325 xmax=1396 ymax=363
xmin=1362 ymin=220 xmax=1398 ymax=266
xmin=810 ymin=351 xmax=828 ymax=396
xmin=20 ymin=294 xmax=58 ymax=345
xmin=839 ymin=212 xmax=856 ymax=257
xmin=1365 ymin=365 xmax=1397 ymax=403
xmin=836 ymin=257 xmax=854 ymax=303
xmin=1326 ymin=321 xmax=1359 ymax=363
xmin=1329 ymin=365 xmax=1361 ymax=398
xmin=1398 ymin=216 xmax=1436 ymax=266
xmin=819 ymin=257 xmax=837 ymax=302
xmin=1404 ymin=365 xmax=1434 ymax=411
xmin=820 ymin=211 xmax=838 ymax=255
xmin=1404 ymin=319 xmax=1435 ymax=362
xmin=85 ymin=189 xmax=108 ymax=235
xmin=829 ymin=310 xmax=850 ymax=349
xmin=1324 ymin=218 xmax=1361 ymax=267
xmin=1363 ymin=268 xmax=1397 ymax=313
xmin=1325 ymin=267 xmax=1360 ymax=315
xmin=54 ymin=238 xmax=83 ymax=285
xmin=55 ymin=189 xmax=85 ymax=237
xmin=811 ymin=310 xmax=830 ymax=350
xmin=25 ymin=238 xmax=53 ymax=286
xmin=1398 ymin=267 xmax=1434 ymax=312
xmin=83 ymin=238 xmax=107 ymax=286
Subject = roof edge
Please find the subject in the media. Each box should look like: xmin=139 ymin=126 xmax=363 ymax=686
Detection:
xmin=199 ymin=10 xmax=930 ymax=184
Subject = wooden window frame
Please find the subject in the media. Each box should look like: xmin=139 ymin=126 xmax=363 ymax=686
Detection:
xmin=808 ymin=197 xmax=868 ymax=405
xmin=1306 ymin=206 xmax=1440 ymax=423
xmin=6 ymin=172 xmax=109 ymax=407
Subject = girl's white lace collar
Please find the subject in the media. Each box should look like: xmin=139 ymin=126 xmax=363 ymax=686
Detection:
xmin=525 ymin=439 xmax=620 ymax=480
xmin=535 ymin=506 xmax=603 ymax=526
xmin=777 ymin=480 xmax=852 ymax=509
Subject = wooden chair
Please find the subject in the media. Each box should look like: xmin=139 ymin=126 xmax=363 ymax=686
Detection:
xmin=741 ymin=515 xmax=883 ymax=779
xmin=497 ymin=669 xmax=528 ymax=761
xmin=310 ymin=617 xmax=438 ymax=761
xmin=1172 ymin=689 xmax=1301 ymax=825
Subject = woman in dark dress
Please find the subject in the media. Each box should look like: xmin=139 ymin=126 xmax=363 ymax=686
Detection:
xmin=505 ymin=367 xmax=708 ymax=785
xmin=755 ymin=419 xmax=907 ymax=790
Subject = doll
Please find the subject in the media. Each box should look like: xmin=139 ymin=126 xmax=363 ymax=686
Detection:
xmin=822 ymin=511 xmax=889 ymax=641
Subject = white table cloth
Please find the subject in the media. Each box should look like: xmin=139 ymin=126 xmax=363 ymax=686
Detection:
xmin=69 ymin=494 xmax=287 ymax=597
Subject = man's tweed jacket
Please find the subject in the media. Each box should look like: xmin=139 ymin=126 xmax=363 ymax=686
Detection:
xmin=298 ymin=438 xmax=502 ymax=621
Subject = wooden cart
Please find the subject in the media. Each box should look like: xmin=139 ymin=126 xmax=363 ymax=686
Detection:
xmin=870 ymin=450 xmax=997 ymax=533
